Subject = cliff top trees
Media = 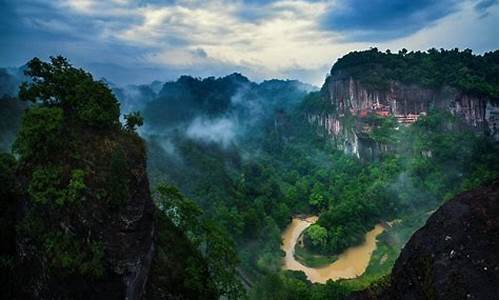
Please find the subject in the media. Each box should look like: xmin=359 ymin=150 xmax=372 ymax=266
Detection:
xmin=329 ymin=48 xmax=499 ymax=98
xmin=19 ymin=56 xmax=120 ymax=128
xmin=11 ymin=57 xmax=147 ymax=297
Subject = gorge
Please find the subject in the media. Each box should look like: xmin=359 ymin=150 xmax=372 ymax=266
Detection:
xmin=0 ymin=48 xmax=498 ymax=299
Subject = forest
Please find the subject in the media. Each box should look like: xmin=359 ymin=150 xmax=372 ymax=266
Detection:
xmin=139 ymin=49 xmax=498 ymax=298
xmin=327 ymin=48 xmax=499 ymax=98
xmin=0 ymin=48 xmax=498 ymax=299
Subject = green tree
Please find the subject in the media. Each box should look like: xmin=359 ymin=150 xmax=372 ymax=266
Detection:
xmin=124 ymin=111 xmax=144 ymax=131
xmin=13 ymin=107 xmax=64 ymax=161
xmin=19 ymin=56 xmax=120 ymax=129
xmin=154 ymin=183 xmax=244 ymax=299
xmin=306 ymin=224 xmax=328 ymax=248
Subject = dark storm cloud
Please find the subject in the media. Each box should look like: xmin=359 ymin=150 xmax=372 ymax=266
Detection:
xmin=475 ymin=0 xmax=498 ymax=11
xmin=0 ymin=0 xmax=497 ymax=86
xmin=320 ymin=0 xmax=461 ymax=41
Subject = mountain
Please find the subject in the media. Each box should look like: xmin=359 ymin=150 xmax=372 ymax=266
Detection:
xmin=143 ymin=73 xmax=315 ymax=131
xmin=139 ymin=50 xmax=497 ymax=299
xmin=307 ymin=48 xmax=499 ymax=160
xmin=349 ymin=181 xmax=498 ymax=299
xmin=0 ymin=50 xmax=497 ymax=300
xmin=1 ymin=57 xmax=218 ymax=299
xmin=111 ymin=82 xmax=159 ymax=115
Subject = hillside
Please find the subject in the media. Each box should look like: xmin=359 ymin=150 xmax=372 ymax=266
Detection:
xmin=349 ymin=181 xmax=498 ymax=299
xmin=136 ymin=49 xmax=498 ymax=299
xmin=0 ymin=57 xmax=220 ymax=299
xmin=0 ymin=49 xmax=497 ymax=299
xmin=306 ymin=48 xmax=499 ymax=160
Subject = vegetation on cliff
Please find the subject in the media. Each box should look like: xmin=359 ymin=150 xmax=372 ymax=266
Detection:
xmin=0 ymin=48 xmax=497 ymax=299
xmin=0 ymin=57 xmax=228 ymax=299
xmin=328 ymin=47 xmax=499 ymax=98
xmin=141 ymin=58 xmax=497 ymax=298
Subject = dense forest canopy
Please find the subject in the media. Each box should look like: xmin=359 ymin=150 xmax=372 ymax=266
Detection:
xmin=140 ymin=49 xmax=497 ymax=298
xmin=0 ymin=48 xmax=498 ymax=299
xmin=0 ymin=57 xmax=242 ymax=299
xmin=328 ymin=48 xmax=499 ymax=98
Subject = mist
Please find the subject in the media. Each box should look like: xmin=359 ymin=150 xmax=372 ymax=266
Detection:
xmin=186 ymin=116 xmax=238 ymax=148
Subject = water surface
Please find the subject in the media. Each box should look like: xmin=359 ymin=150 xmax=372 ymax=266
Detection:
xmin=281 ymin=216 xmax=384 ymax=283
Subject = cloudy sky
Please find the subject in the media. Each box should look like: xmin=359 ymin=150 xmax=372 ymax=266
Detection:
xmin=1 ymin=0 xmax=498 ymax=86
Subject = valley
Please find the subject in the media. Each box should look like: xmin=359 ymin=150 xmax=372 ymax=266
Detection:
xmin=0 ymin=48 xmax=497 ymax=299
xmin=1 ymin=0 xmax=499 ymax=298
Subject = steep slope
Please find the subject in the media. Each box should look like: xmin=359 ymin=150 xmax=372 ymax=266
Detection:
xmin=349 ymin=181 xmax=498 ymax=299
xmin=3 ymin=57 xmax=217 ymax=300
xmin=308 ymin=48 xmax=499 ymax=159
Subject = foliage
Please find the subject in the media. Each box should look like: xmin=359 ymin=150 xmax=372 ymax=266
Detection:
xmin=18 ymin=56 xmax=120 ymax=129
xmin=124 ymin=111 xmax=144 ymax=131
xmin=154 ymin=183 xmax=244 ymax=299
xmin=146 ymin=207 xmax=218 ymax=300
xmin=13 ymin=106 xmax=64 ymax=161
xmin=305 ymin=224 xmax=328 ymax=249
xmin=155 ymin=183 xmax=203 ymax=231
xmin=330 ymin=47 xmax=499 ymax=98
xmin=251 ymin=271 xmax=351 ymax=300
xmin=28 ymin=166 xmax=86 ymax=206
xmin=43 ymin=232 xmax=104 ymax=278
xmin=0 ymin=153 xmax=18 ymax=298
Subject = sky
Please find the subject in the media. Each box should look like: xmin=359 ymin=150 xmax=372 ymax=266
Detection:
xmin=0 ymin=0 xmax=498 ymax=86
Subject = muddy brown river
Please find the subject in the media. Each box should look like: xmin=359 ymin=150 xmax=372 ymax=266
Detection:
xmin=281 ymin=216 xmax=384 ymax=283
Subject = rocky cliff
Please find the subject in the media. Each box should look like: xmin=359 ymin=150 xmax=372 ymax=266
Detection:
xmin=349 ymin=181 xmax=498 ymax=300
xmin=307 ymin=49 xmax=499 ymax=159
xmin=13 ymin=125 xmax=156 ymax=299
xmin=4 ymin=57 xmax=217 ymax=300
xmin=309 ymin=77 xmax=498 ymax=159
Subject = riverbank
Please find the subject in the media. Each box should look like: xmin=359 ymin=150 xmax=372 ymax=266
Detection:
xmin=281 ymin=216 xmax=385 ymax=283
xmin=294 ymin=242 xmax=337 ymax=268
xmin=338 ymin=210 xmax=430 ymax=291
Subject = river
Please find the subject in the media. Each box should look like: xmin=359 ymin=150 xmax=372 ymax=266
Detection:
xmin=281 ymin=216 xmax=384 ymax=283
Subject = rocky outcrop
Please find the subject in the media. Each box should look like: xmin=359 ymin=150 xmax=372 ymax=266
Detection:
xmin=14 ymin=131 xmax=155 ymax=300
xmin=349 ymin=182 xmax=499 ymax=300
xmin=101 ymin=134 xmax=155 ymax=300
xmin=309 ymin=76 xmax=498 ymax=158
xmin=6 ymin=57 xmax=219 ymax=300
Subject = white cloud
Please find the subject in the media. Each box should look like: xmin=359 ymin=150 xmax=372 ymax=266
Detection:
xmin=11 ymin=0 xmax=498 ymax=86
xmin=381 ymin=1 xmax=499 ymax=54
xmin=186 ymin=116 xmax=238 ymax=147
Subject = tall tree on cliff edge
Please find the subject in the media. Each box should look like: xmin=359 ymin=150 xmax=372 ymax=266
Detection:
xmin=3 ymin=56 xmax=224 ymax=299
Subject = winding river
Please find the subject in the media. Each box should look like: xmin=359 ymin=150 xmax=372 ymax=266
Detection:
xmin=281 ymin=216 xmax=384 ymax=283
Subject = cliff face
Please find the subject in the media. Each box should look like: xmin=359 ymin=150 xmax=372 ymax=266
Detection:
xmin=9 ymin=57 xmax=217 ymax=300
xmin=97 ymin=134 xmax=155 ymax=300
xmin=350 ymin=182 xmax=499 ymax=300
xmin=309 ymin=76 xmax=498 ymax=159
xmin=15 ymin=131 xmax=155 ymax=299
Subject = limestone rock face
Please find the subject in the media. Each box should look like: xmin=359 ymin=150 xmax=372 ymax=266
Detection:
xmin=308 ymin=76 xmax=498 ymax=159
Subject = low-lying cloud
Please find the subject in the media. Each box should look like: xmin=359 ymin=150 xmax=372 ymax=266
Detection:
xmin=186 ymin=116 xmax=238 ymax=148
